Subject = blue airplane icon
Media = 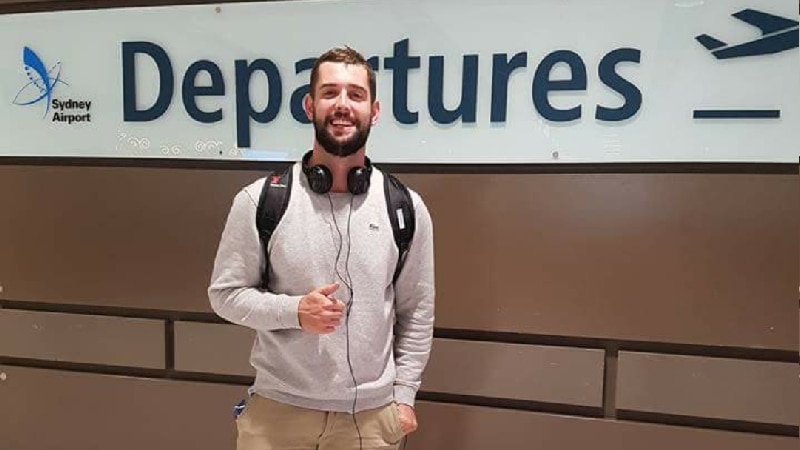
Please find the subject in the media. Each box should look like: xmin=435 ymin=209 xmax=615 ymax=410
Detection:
xmin=696 ymin=9 xmax=798 ymax=59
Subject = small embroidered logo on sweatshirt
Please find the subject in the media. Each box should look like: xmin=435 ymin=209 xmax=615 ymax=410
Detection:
xmin=369 ymin=223 xmax=380 ymax=231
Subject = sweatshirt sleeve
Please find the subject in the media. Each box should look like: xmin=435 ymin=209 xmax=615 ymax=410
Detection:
xmin=392 ymin=192 xmax=436 ymax=407
xmin=207 ymin=183 xmax=303 ymax=331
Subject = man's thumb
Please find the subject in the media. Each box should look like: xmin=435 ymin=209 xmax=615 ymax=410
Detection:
xmin=316 ymin=283 xmax=339 ymax=296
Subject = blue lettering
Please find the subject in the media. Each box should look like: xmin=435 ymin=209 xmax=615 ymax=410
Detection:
xmin=428 ymin=54 xmax=479 ymax=124
xmin=234 ymin=58 xmax=282 ymax=148
xmin=119 ymin=39 xmax=644 ymax=148
xmin=490 ymin=52 xmax=528 ymax=122
xmin=366 ymin=56 xmax=380 ymax=72
xmin=596 ymin=48 xmax=642 ymax=121
xmin=290 ymin=58 xmax=315 ymax=124
xmin=532 ymin=50 xmax=587 ymax=122
xmin=182 ymin=60 xmax=225 ymax=123
xmin=122 ymin=41 xmax=174 ymax=122
xmin=384 ymin=39 xmax=420 ymax=125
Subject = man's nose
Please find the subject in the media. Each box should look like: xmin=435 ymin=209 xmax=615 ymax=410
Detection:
xmin=334 ymin=90 xmax=349 ymax=108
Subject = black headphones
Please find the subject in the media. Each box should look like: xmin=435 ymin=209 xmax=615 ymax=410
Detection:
xmin=301 ymin=150 xmax=372 ymax=195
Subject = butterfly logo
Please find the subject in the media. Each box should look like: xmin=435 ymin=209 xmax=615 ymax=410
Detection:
xmin=13 ymin=46 xmax=69 ymax=117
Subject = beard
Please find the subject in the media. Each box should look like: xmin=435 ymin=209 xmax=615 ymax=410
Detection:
xmin=313 ymin=111 xmax=372 ymax=158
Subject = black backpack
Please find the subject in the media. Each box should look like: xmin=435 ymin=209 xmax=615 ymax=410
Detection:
xmin=255 ymin=166 xmax=415 ymax=289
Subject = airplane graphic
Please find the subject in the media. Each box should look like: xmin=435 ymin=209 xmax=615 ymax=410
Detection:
xmin=696 ymin=9 xmax=798 ymax=59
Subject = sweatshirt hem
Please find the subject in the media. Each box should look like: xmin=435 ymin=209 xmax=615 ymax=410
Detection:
xmin=253 ymin=387 xmax=394 ymax=413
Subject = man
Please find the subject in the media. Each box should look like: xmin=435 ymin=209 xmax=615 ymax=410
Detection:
xmin=208 ymin=46 xmax=435 ymax=450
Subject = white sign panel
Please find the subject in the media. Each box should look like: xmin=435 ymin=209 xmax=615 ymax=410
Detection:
xmin=0 ymin=0 xmax=797 ymax=163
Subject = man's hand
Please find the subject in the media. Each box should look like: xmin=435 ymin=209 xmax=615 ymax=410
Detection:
xmin=396 ymin=403 xmax=418 ymax=435
xmin=298 ymin=283 xmax=344 ymax=334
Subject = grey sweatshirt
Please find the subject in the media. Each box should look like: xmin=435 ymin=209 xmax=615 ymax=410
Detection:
xmin=208 ymin=162 xmax=435 ymax=412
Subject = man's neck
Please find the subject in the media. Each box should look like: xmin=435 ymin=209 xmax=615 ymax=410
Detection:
xmin=308 ymin=146 xmax=366 ymax=193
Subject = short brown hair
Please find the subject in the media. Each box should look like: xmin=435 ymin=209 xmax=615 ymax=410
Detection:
xmin=310 ymin=46 xmax=376 ymax=101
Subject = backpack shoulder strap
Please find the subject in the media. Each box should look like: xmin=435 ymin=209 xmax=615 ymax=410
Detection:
xmin=255 ymin=165 xmax=293 ymax=289
xmin=382 ymin=171 xmax=416 ymax=284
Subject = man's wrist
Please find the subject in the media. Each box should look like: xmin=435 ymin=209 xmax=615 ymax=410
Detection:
xmin=393 ymin=384 xmax=417 ymax=408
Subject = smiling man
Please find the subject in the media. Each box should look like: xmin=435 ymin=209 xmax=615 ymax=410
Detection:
xmin=209 ymin=46 xmax=436 ymax=450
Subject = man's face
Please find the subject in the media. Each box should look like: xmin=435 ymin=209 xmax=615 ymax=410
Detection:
xmin=305 ymin=62 xmax=380 ymax=157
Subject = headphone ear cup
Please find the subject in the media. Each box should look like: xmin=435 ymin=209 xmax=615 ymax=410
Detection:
xmin=308 ymin=165 xmax=333 ymax=194
xmin=347 ymin=166 xmax=371 ymax=195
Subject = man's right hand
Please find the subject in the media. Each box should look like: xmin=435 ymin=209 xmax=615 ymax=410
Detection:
xmin=298 ymin=283 xmax=344 ymax=334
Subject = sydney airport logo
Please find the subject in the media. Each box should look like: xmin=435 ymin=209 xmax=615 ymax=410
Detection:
xmin=12 ymin=46 xmax=93 ymax=124
xmin=693 ymin=8 xmax=798 ymax=120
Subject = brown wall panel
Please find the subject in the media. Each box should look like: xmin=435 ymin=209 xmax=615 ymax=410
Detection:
xmin=422 ymin=338 xmax=604 ymax=406
xmin=172 ymin=324 xmax=604 ymax=406
xmin=400 ymin=173 xmax=798 ymax=350
xmin=0 ymin=365 xmax=245 ymax=450
xmin=409 ymin=401 xmax=797 ymax=450
xmin=1 ymin=366 xmax=795 ymax=450
xmin=0 ymin=165 xmax=261 ymax=311
xmin=174 ymin=321 xmax=254 ymax=376
xmin=617 ymin=351 xmax=799 ymax=426
xmin=0 ymin=0 xmax=51 ymax=4
xmin=0 ymin=309 xmax=164 ymax=368
xmin=0 ymin=167 xmax=795 ymax=350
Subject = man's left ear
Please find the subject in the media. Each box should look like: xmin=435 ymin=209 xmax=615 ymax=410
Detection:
xmin=303 ymin=94 xmax=314 ymax=121
xmin=370 ymin=100 xmax=381 ymax=125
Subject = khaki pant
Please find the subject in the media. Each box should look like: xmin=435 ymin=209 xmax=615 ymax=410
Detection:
xmin=236 ymin=394 xmax=405 ymax=450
